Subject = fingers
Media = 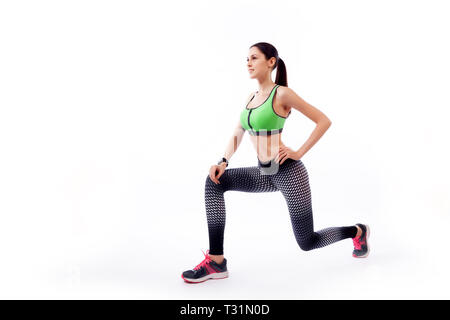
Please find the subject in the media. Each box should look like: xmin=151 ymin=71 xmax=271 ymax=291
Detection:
xmin=276 ymin=147 xmax=288 ymax=164
xmin=275 ymin=150 xmax=285 ymax=163
xmin=209 ymin=166 xmax=221 ymax=184
xmin=210 ymin=173 xmax=220 ymax=184
xmin=275 ymin=146 xmax=284 ymax=164
xmin=209 ymin=174 xmax=220 ymax=184
xmin=215 ymin=167 xmax=225 ymax=184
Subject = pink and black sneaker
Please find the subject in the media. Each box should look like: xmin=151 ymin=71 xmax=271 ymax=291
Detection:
xmin=352 ymin=223 xmax=370 ymax=258
xmin=181 ymin=250 xmax=229 ymax=283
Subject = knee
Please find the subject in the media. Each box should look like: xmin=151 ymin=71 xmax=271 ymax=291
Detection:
xmin=299 ymin=244 xmax=313 ymax=252
xmin=297 ymin=239 xmax=314 ymax=251
xmin=205 ymin=175 xmax=224 ymax=190
xmin=205 ymin=174 xmax=216 ymax=185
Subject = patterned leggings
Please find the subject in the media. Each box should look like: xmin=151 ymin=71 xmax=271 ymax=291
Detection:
xmin=205 ymin=157 xmax=357 ymax=255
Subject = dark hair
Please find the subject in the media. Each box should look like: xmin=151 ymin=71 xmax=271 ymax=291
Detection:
xmin=249 ymin=42 xmax=288 ymax=87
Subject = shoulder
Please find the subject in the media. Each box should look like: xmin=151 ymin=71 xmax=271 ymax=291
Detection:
xmin=274 ymin=85 xmax=296 ymax=105
xmin=274 ymin=85 xmax=292 ymax=97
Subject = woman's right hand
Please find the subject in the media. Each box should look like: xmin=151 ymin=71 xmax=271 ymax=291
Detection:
xmin=209 ymin=163 xmax=226 ymax=184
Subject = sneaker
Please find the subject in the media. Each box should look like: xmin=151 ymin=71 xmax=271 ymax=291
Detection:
xmin=181 ymin=250 xmax=229 ymax=283
xmin=352 ymin=223 xmax=370 ymax=258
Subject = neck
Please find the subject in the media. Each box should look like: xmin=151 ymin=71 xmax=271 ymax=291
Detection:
xmin=256 ymin=79 xmax=276 ymax=95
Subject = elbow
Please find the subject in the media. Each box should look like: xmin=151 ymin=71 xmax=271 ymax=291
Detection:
xmin=319 ymin=118 xmax=332 ymax=127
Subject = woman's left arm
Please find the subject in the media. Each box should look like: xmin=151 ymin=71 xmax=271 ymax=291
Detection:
xmin=275 ymin=87 xmax=332 ymax=164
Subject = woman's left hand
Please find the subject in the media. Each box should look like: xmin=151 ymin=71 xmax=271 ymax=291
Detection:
xmin=275 ymin=146 xmax=300 ymax=164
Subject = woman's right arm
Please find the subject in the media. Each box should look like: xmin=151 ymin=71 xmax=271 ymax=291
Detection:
xmin=219 ymin=92 xmax=254 ymax=165
xmin=219 ymin=121 xmax=246 ymax=165
xmin=221 ymin=93 xmax=254 ymax=167
xmin=209 ymin=94 xmax=253 ymax=184
xmin=209 ymin=121 xmax=245 ymax=184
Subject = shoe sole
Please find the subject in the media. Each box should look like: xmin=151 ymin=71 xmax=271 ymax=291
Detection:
xmin=353 ymin=224 xmax=370 ymax=258
xmin=181 ymin=271 xmax=229 ymax=283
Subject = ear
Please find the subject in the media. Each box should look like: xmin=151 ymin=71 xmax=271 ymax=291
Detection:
xmin=270 ymin=57 xmax=277 ymax=68
xmin=269 ymin=57 xmax=277 ymax=68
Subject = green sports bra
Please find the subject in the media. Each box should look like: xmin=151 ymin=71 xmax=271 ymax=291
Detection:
xmin=240 ymin=84 xmax=291 ymax=136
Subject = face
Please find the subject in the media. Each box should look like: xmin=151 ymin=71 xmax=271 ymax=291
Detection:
xmin=246 ymin=47 xmax=276 ymax=79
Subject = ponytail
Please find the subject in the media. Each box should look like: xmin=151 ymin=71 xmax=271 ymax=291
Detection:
xmin=275 ymin=57 xmax=288 ymax=87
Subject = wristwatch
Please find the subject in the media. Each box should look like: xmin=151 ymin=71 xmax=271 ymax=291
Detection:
xmin=217 ymin=157 xmax=229 ymax=167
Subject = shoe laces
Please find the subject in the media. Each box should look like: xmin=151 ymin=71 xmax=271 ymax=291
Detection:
xmin=193 ymin=249 xmax=212 ymax=271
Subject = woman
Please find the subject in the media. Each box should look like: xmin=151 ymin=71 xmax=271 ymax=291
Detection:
xmin=181 ymin=42 xmax=370 ymax=284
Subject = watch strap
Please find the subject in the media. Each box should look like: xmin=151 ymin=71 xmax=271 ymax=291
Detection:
xmin=218 ymin=157 xmax=228 ymax=167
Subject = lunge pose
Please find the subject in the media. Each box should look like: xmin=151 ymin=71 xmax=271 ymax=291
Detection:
xmin=182 ymin=42 xmax=370 ymax=284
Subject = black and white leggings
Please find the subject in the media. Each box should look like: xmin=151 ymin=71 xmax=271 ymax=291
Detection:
xmin=205 ymin=157 xmax=357 ymax=255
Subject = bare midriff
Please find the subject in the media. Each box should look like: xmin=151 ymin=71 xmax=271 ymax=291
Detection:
xmin=249 ymin=133 xmax=285 ymax=163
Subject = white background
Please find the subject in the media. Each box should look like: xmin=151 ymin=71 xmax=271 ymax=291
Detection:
xmin=0 ymin=0 xmax=449 ymax=299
